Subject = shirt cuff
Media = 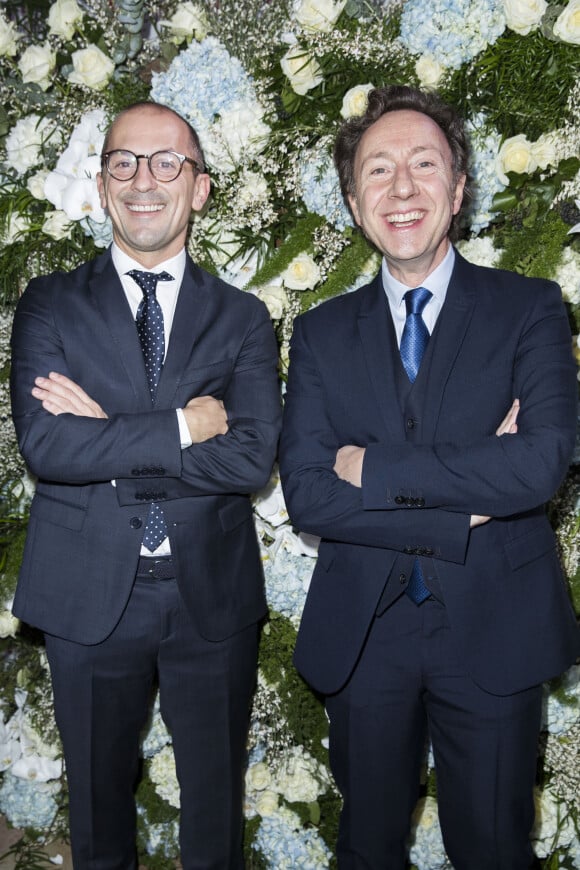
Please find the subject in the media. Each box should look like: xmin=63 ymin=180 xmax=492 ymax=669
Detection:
xmin=176 ymin=408 xmax=192 ymax=449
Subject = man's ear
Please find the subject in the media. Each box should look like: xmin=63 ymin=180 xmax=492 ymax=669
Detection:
xmin=96 ymin=172 xmax=107 ymax=210
xmin=348 ymin=193 xmax=361 ymax=226
xmin=192 ymin=173 xmax=211 ymax=212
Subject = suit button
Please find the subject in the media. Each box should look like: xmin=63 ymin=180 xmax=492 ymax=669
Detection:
xmin=406 ymin=418 xmax=415 ymax=430
xmin=403 ymin=546 xmax=413 ymax=554
xmin=405 ymin=497 xmax=414 ymax=506
xmin=399 ymin=573 xmax=407 ymax=584
xmin=425 ymin=547 xmax=434 ymax=556
xmin=416 ymin=497 xmax=425 ymax=507
xmin=130 ymin=517 xmax=142 ymax=529
xmin=394 ymin=495 xmax=405 ymax=505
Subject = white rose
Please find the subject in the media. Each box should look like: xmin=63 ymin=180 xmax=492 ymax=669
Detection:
xmin=68 ymin=45 xmax=114 ymax=90
xmin=0 ymin=14 xmax=20 ymax=57
xmin=496 ymin=134 xmax=538 ymax=184
xmin=294 ymin=0 xmax=347 ymax=31
xmin=27 ymin=170 xmax=50 ymax=200
xmin=5 ymin=114 xmax=58 ymax=175
xmin=48 ymin=0 xmax=83 ymax=39
xmin=0 ymin=610 xmax=20 ymax=639
xmin=553 ymin=0 xmax=580 ymax=44
xmin=503 ymin=0 xmax=547 ymax=34
xmin=2 ymin=213 xmax=29 ymax=245
xmin=415 ymin=54 xmax=445 ymax=87
xmin=254 ymin=790 xmax=279 ymax=817
xmin=531 ymin=132 xmax=557 ymax=170
xmin=256 ymin=285 xmax=289 ymax=320
xmin=276 ymin=751 xmax=325 ymax=803
xmin=340 ymin=83 xmax=374 ymax=119
xmin=282 ymin=252 xmax=321 ymax=290
xmin=42 ymin=211 xmax=73 ymax=240
xmin=280 ymin=44 xmax=323 ymax=96
xmin=160 ymin=1 xmax=209 ymax=44
xmin=18 ymin=44 xmax=56 ymax=91
xmin=246 ymin=761 xmax=272 ymax=792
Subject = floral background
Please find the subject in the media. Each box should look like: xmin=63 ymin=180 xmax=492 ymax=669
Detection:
xmin=0 ymin=0 xmax=579 ymax=867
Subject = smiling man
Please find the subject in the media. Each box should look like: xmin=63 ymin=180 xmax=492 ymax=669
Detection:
xmin=279 ymin=85 xmax=578 ymax=868
xmin=10 ymin=102 xmax=281 ymax=869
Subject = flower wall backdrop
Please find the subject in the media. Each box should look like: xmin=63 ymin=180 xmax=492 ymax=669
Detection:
xmin=0 ymin=0 xmax=579 ymax=867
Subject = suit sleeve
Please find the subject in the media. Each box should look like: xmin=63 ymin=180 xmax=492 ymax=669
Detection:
xmin=162 ymin=301 xmax=281 ymax=496
xmin=279 ymin=315 xmax=471 ymax=564
xmin=362 ymin=280 xmax=577 ymax=516
xmin=11 ymin=277 xmax=281 ymax=495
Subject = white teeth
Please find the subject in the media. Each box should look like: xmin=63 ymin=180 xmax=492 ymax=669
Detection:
xmin=387 ymin=211 xmax=424 ymax=224
xmin=127 ymin=204 xmax=164 ymax=212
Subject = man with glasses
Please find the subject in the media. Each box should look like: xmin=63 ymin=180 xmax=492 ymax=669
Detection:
xmin=10 ymin=101 xmax=281 ymax=869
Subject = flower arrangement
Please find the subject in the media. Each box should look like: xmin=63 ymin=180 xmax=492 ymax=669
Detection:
xmin=0 ymin=0 xmax=578 ymax=867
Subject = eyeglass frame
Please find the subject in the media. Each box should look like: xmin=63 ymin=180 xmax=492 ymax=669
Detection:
xmin=101 ymin=149 xmax=203 ymax=182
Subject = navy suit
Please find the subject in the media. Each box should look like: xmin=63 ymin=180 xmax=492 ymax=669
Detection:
xmin=279 ymin=251 xmax=579 ymax=867
xmin=11 ymin=248 xmax=281 ymax=868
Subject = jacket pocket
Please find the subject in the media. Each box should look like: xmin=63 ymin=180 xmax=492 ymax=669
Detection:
xmin=504 ymin=523 xmax=557 ymax=570
xmin=29 ymin=492 xmax=87 ymax=531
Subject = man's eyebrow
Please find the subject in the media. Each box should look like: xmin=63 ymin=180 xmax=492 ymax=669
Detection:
xmin=359 ymin=144 xmax=443 ymax=166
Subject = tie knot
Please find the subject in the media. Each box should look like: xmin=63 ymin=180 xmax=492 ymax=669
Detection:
xmin=128 ymin=269 xmax=173 ymax=297
xmin=405 ymin=286 xmax=432 ymax=316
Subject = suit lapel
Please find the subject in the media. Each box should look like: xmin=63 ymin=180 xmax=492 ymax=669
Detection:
xmin=89 ymin=251 xmax=150 ymax=402
xmin=155 ymin=256 xmax=211 ymax=408
xmin=357 ymin=275 xmax=407 ymax=441
xmin=419 ymin=251 xmax=477 ymax=441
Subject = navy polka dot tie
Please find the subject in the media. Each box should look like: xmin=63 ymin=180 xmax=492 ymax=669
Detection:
xmin=129 ymin=269 xmax=173 ymax=552
xmin=400 ymin=286 xmax=432 ymax=604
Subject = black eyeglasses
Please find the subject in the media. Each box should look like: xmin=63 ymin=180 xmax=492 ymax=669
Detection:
xmin=101 ymin=150 xmax=202 ymax=182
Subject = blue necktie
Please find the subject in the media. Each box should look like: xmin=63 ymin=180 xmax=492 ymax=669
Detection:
xmin=129 ymin=269 xmax=173 ymax=552
xmin=400 ymin=286 xmax=432 ymax=604
xmin=400 ymin=286 xmax=432 ymax=383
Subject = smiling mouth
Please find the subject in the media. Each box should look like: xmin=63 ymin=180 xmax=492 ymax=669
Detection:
xmin=126 ymin=203 xmax=165 ymax=213
xmin=386 ymin=211 xmax=425 ymax=226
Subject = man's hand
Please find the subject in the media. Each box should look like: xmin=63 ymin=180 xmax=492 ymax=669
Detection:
xmin=334 ymin=445 xmax=365 ymax=488
xmin=496 ymin=398 xmax=519 ymax=436
xmin=183 ymin=396 xmax=229 ymax=443
xmin=32 ymin=372 xmax=108 ymax=418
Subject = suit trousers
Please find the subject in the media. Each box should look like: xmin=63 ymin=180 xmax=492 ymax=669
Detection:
xmin=45 ymin=572 xmax=259 ymax=870
xmin=325 ymin=593 xmax=542 ymax=870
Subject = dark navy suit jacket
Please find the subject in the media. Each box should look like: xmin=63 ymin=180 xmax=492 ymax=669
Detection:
xmin=11 ymin=249 xmax=281 ymax=644
xmin=280 ymin=251 xmax=579 ymax=697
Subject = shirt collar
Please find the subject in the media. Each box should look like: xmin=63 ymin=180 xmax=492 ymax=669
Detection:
xmin=382 ymin=245 xmax=455 ymax=310
xmin=110 ymin=242 xmax=186 ymax=287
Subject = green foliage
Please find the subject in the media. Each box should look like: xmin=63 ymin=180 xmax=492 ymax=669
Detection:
xmin=248 ymin=213 xmax=326 ymax=288
xmin=299 ymin=230 xmax=378 ymax=311
xmin=495 ymin=205 xmax=572 ymax=279
xmin=449 ymin=31 xmax=580 ymax=139
xmin=258 ymin=614 xmax=329 ymax=767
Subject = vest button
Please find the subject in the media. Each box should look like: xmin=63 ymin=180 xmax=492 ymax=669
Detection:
xmin=399 ymin=573 xmax=407 ymax=584
xmin=406 ymin=418 xmax=415 ymax=429
xmin=130 ymin=517 xmax=142 ymax=529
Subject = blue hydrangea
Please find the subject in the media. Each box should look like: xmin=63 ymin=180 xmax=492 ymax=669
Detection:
xmin=400 ymin=0 xmax=506 ymax=69
xmin=150 ymin=37 xmax=256 ymax=128
xmin=253 ymin=807 xmax=332 ymax=869
xmin=298 ymin=144 xmax=353 ymax=232
xmin=82 ymin=215 xmax=113 ymax=248
xmin=465 ymin=113 xmax=506 ymax=234
xmin=0 ymin=772 xmax=60 ymax=830
xmin=263 ymin=549 xmax=315 ymax=625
